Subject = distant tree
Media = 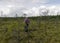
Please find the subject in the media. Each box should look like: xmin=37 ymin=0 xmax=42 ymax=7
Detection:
xmin=43 ymin=9 xmax=49 ymax=16
xmin=15 ymin=14 xmax=18 ymax=17
xmin=57 ymin=11 xmax=59 ymax=16
xmin=4 ymin=14 xmax=7 ymax=17
xmin=23 ymin=14 xmax=27 ymax=17
xmin=1 ymin=11 xmax=3 ymax=17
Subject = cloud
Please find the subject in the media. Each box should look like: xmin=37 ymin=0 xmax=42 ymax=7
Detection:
xmin=23 ymin=5 xmax=60 ymax=17
xmin=0 ymin=0 xmax=49 ymax=7
xmin=0 ymin=0 xmax=60 ymax=17
xmin=32 ymin=0 xmax=49 ymax=3
xmin=0 ymin=5 xmax=60 ymax=17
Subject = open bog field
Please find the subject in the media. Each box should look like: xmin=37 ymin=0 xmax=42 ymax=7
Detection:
xmin=0 ymin=16 xmax=60 ymax=43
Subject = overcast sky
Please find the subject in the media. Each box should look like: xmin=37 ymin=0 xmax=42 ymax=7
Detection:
xmin=0 ymin=0 xmax=60 ymax=7
xmin=0 ymin=0 xmax=60 ymax=17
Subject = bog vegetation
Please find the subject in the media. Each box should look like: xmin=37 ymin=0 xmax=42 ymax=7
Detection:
xmin=0 ymin=16 xmax=60 ymax=43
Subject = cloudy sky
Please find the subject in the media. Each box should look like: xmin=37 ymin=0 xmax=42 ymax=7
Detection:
xmin=0 ymin=0 xmax=60 ymax=17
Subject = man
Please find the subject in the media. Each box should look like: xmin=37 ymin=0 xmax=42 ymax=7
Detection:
xmin=24 ymin=17 xmax=30 ymax=32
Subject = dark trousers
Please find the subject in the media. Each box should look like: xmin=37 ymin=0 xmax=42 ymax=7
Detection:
xmin=24 ymin=24 xmax=29 ymax=32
